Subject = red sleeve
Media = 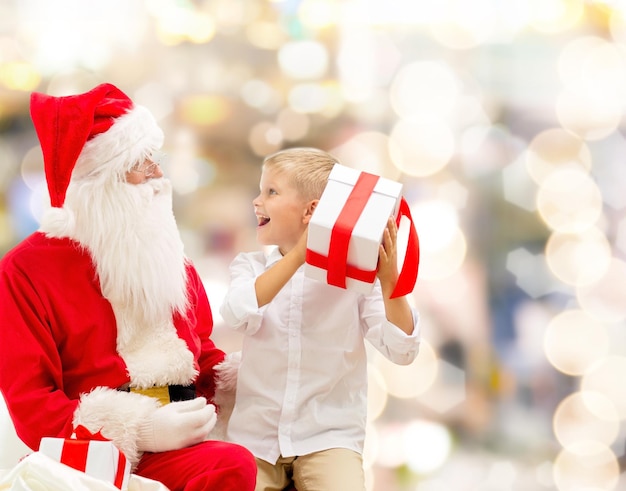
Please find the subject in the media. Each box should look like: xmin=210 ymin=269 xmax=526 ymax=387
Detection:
xmin=0 ymin=257 xmax=77 ymax=449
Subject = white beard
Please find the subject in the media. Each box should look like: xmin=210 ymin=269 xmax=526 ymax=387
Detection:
xmin=67 ymin=177 xmax=189 ymax=322
xmin=61 ymin=177 xmax=197 ymax=387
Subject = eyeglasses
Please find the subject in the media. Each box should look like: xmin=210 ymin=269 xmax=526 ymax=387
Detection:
xmin=131 ymin=160 xmax=160 ymax=178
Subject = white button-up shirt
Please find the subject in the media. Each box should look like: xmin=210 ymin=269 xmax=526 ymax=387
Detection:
xmin=220 ymin=247 xmax=420 ymax=464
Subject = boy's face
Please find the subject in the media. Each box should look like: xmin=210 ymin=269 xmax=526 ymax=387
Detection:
xmin=253 ymin=166 xmax=310 ymax=253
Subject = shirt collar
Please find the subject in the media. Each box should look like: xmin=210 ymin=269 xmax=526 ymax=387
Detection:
xmin=265 ymin=246 xmax=284 ymax=267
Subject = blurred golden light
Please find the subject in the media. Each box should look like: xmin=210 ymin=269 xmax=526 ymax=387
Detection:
xmin=555 ymin=36 xmax=626 ymax=140
xmin=553 ymin=442 xmax=619 ymax=491
xmin=410 ymin=200 xmax=466 ymax=280
xmin=298 ymin=0 xmax=340 ymax=29
xmin=318 ymin=81 xmax=346 ymax=118
xmin=389 ymin=120 xmax=455 ymax=177
xmin=186 ymin=13 xmax=217 ymax=44
xmin=366 ymin=364 xmax=388 ymax=422
xmin=337 ymin=30 xmax=401 ymax=103
xmin=16 ymin=0 xmax=145 ymax=73
xmin=558 ymin=37 xmax=626 ymax=99
xmin=248 ymin=121 xmax=283 ymax=157
xmin=544 ymin=310 xmax=609 ymax=376
xmin=154 ymin=6 xmax=216 ymax=45
xmin=0 ymin=210 xmax=13 ymax=252
xmin=20 ymin=146 xmax=44 ymax=190
xmin=167 ymin=129 xmax=213 ymax=196
xmin=389 ymin=61 xmax=458 ymax=122
xmin=536 ymin=167 xmax=602 ymax=233
xmin=278 ymin=40 xmax=328 ymax=80
xmin=372 ymin=340 xmax=438 ymax=399
xmin=288 ymin=83 xmax=334 ymax=114
xmin=528 ymin=0 xmax=585 ymax=33
xmin=404 ymin=420 xmax=452 ymax=474
xmin=429 ymin=0 xmax=498 ymax=49
xmin=416 ymin=227 xmax=466 ymax=280
xmin=556 ymin=88 xmax=622 ymax=140
xmin=374 ymin=424 xmax=407 ymax=468
xmin=210 ymin=0 xmax=261 ymax=29
xmin=241 ymin=79 xmax=278 ymax=110
xmin=179 ymin=95 xmax=230 ymax=126
xmin=276 ymin=108 xmax=310 ymax=141
xmin=581 ymin=356 xmax=626 ymax=419
xmin=525 ymin=128 xmax=592 ymax=186
xmin=545 ymin=228 xmax=611 ymax=287
xmin=330 ymin=131 xmax=402 ymax=181
xmin=553 ymin=391 xmax=619 ymax=450
xmin=246 ymin=21 xmax=288 ymax=50
xmin=577 ymin=258 xmax=626 ymax=323
xmin=608 ymin=6 xmax=626 ymax=45
xmin=28 ymin=181 xmax=48 ymax=223
xmin=0 ymin=61 xmax=40 ymax=91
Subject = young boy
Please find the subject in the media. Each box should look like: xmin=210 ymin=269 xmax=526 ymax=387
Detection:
xmin=220 ymin=147 xmax=420 ymax=491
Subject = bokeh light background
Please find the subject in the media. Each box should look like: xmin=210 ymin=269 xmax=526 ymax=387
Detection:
xmin=1 ymin=0 xmax=626 ymax=490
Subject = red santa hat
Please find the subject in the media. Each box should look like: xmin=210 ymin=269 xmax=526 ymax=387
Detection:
xmin=30 ymin=83 xmax=164 ymax=208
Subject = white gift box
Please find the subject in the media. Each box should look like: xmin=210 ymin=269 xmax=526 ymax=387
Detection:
xmin=305 ymin=164 xmax=403 ymax=295
xmin=39 ymin=433 xmax=131 ymax=490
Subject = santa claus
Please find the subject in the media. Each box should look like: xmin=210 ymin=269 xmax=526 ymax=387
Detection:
xmin=0 ymin=83 xmax=255 ymax=490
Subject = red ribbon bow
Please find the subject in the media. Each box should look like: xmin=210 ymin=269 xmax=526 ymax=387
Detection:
xmin=60 ymin=425 xmax=128 ymax=489
xmin=74 ymin=425 xmax=108 ymax=441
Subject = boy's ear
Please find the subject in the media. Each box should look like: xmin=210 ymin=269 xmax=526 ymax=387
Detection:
xmin=303 ymin=199 xmax=319 ymax=224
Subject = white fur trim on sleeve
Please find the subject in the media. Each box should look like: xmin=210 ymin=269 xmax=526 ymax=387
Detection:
xmin=209 ymin=351 xmax=241 ymax=441
xmin=72 ymin=387 xmax=160 ymax=468
xmin=214 ymin=351 xmax=241 ymax=393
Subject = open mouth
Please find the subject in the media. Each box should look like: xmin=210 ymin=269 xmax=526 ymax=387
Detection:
xmin=257 ymin=215 xmax=270 ymax=227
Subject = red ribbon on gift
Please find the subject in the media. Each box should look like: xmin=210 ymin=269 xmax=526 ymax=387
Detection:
xmin=391 ymin=197 xmax=420 ymax=299
xmin=74 ymin=425 xmax=108 ymax=441
xmin=306 ymin=170 xmax=419 ymax=298
xmin=59 ymin=425 xmax=128 ymax=489
xmin=327 ymin=171 xmax=380 ymax=289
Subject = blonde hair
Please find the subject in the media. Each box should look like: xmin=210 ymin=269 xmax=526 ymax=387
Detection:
xmin=262 ymin=147 xmax=337 ymax=201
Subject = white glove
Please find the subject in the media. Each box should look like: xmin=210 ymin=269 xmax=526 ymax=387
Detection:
xmin=137 ymin=397 xmax=217 ymax=453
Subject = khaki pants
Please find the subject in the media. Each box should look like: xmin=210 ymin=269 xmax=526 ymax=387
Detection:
xmin=255 ymin=448 xmax=365 ymax=491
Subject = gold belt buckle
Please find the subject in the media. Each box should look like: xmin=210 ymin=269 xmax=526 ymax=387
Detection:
xmin=130 ymin=386 xmax=170 ymax=405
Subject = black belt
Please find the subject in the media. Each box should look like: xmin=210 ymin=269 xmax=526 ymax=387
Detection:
xmin=118 ymin=384 xmax=196 ymax=403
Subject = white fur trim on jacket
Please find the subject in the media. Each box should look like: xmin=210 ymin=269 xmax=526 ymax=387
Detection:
xmin=209 ymin=351 xmax=240 ymax=441
xmin=73 ymin=386 xmax=160 ymax=468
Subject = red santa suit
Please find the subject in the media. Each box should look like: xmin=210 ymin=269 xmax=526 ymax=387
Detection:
xmin=0 ymin=84 xmax=255 ymax=491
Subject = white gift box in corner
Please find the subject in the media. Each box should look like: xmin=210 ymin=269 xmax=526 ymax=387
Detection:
xmin=305 ymin=164 xmax=403 ymax=295
xmin=39 ymin=432 xmax=131 ymax=490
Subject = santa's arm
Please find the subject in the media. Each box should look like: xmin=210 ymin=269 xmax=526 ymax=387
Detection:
xmin=0 ymin=262 xmax=163 ymax=468
xmin=73 ymin=387 xmax=161 ymax=465
xmin=0 ymin=265 xmax=77 ymax=450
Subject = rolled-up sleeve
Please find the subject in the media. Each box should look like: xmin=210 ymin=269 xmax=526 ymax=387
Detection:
xmin=360 ymin=283 xmax=420 ymax=365
xmin=219 ymin=252 xmax=266 ymax=336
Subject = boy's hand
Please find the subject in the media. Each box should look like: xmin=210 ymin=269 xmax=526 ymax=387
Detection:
xmin=378 ymin=216 xmax=415 ymax=335
xmin=377 ymin=217 xmax=400 ymax=289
